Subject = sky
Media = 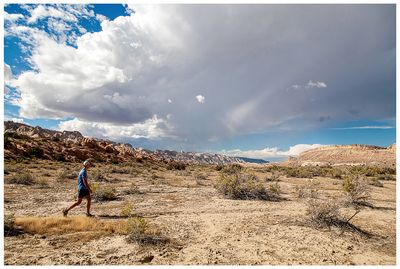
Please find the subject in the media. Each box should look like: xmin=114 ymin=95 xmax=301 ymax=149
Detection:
xmin=4 ymin=4 xmax=396 ymax=160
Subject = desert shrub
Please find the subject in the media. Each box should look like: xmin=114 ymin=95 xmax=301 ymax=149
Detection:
xmin=91 ymin=169 xmax=110 ymax=182
xmin=215 ymin=164 xmax=224 ymax=171
xmin=285 ymin=167 xmax=313 ymax=178
xmin=109 ymin=165 xmax=131 ymax=174
xmin=215 ymin=172 xmax=279 ymax=200
xmin=4 ymin=214 xmax=21 ymax=236
xmin=125 ymin=217 xmax=169 ymax=245
xmin=295 ymin=180 xmax=319 ymax=199
xmin=57 ymin=169 xmax=78 ymax=182
xmin=377 ymin=174 xmax=396 ymax=181
xmin=306 ymin=198 xmax=343 ymax=227
xmin=194 ymin=173 xmax=207 ymax=181
xmin=27 ymin=147 xmax=44 ymax=158
xmin=6 ymin=172 xmax=35 ymax=185
xmin=342 ymin=176 xmax=370 ymax=205
xmin=221 ymin=163 xmax=243 ymax=174
xmin=54 ymin=153 xmax=66 ymax=162
xmin=122 ymin=183 xmax=140 ymax=195
xmin=369 ymin=177 xmax=384 ymax=188
xmin=120 ymin=202 xmax=135 ymax=217
xmin=166 ymin=161 xmax=186 ymax=170
xmin=35 ymin=178 xmax=49 ymax=188
xmin=93 ymin=186 xmax=117 ymax=201
xmin=111 ymin=157 xmax=120 ymax=165
xmin=265 ymin=172 xmax=280 ymax=182
xmin=269 ymin=182 xmax=281 ymax=195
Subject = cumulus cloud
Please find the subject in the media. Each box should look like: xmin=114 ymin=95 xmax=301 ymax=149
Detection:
xmin=290 ymin=80 xmax=327 ymax=90
xmin=5 ymin=11 xmax=25 ymax=22
xmin=4 ymin=64 xmax=12 ymax=83
xmin=196 ymin=95 xmax=205 ymax=104
xmin=220 ymin=144 xmax=328 ymax=159
xmin=6 ymin=5 xmax=395 ymax=147
xmin=58 ymin=115 xmax=173 ymax=140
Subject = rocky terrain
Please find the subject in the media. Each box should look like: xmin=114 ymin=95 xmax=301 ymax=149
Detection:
xmin=4 ymin=121 xmax=245 ymax=165
xmin=287 ymin=144 xmax=396 ymax=167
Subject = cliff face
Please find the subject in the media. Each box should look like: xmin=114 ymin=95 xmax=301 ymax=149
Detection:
xmin=3 ymin=121 xmax=244 ymax=165
xmin=288 ymin=144 xmax=396 ymax=166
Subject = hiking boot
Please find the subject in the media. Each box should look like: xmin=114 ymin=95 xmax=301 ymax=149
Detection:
xmin=62 ymin=209 xmax=68 ymax=217
xmin=86 ymin=213 xmax=94 ymax=217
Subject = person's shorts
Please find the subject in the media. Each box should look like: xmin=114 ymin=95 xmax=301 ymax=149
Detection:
xmin=78 ymin=188 xmax=90 ymax=198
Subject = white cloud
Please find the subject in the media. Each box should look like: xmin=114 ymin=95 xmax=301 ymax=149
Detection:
xmin=332 ymin=126 xmax=394 ymax=130
xmin=5 ymin=12 xmax=25 ymax=22
xmin=306 ymin=80 xmax=327 ymax=89
xmin=96 ymin=14 xmax=108 ymax=22
xmin=4 ymin=64 xmax=12 ymax=83
xmin=291 ymin=80 xmax=327 ymax=90
xmin=168 ymin=99 xmax=173 ymax=103
xmin=58 ymin=115 xmax=173 ymax=140
xmin=11 ymin=118 xmax=25 ymax=123
xmin=7 ymin=5 xmax=395 ymax=147
xmin=196 ymin=95 xmax=205 ymax=103
xmin=220 ymin=144 xmax=328 ymax=159
xmin=27 ymin=5 xmax=77 ymax=24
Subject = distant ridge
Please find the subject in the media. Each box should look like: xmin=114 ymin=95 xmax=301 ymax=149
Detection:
xmin=235 ymin=157 xmax=269 ymax=164
xmin=287 ymin=144 xmax=396 ymax=166
xmin=4 ymin=121 xmax=247 ymax=165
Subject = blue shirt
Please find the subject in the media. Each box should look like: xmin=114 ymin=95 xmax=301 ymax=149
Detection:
xmin=78 ymin=168 xmax=88 ymax=191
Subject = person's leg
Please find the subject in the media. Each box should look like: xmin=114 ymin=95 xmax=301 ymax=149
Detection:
xmin=66 ymin=198 xmax=83 ymax=212
xmin=86 ymin=195 xmax=92 ymax=215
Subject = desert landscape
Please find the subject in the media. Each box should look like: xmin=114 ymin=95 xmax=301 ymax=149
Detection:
xmin=3 ymin=122 xmax=396 ymax=265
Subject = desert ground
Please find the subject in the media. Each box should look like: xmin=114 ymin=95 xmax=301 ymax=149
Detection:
xmin=3 ymin=160 xmax=396 ymax=265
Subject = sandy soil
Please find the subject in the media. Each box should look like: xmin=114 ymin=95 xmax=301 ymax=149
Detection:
xmin=3 ymin=161 xmax=396 ymax=265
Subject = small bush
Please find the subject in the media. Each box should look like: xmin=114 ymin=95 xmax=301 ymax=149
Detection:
xmin=122 ymin=183 xmax=140 ymax=195
xmin=377 ymin=174 xmax=396 ymax=181
xmin=342 ymin=176 xmax=371 ymax=205
xmin=125 ymin=217 xmax=169 ymax=245
xmin=269 ymin=182 xmax=281 ymax=195
xmin=306 ymin=198 xmax=342 ymax=227
xmin=285 ymin=167 xmax=313 ymax=178
xmin=27 ymin=147 xmax=44 ymax=158
xmin=54 ymin=154 xmax=66 ymax=162
xmin=57 ymin=169 xmax=78 ymax=182
xmin=265 ymin=172 xmax=280 ymax=182
xmin=194 ymin=173 xmax=207 ymax=181
xmin=215 ymin=164 xmax=224 ymax=171
xmin=221 ymin=163 xmax=243 ymax=174
xmin=166 ymin=161 xmax=186 ymax=170
xmin=369 ymin=177 xmax=384 ymax=188
xmin=295 ymin=180 xmax=319 ymax=199
xmin=93 ymin=187 xmax=117 ymax=201
xmin=7 ymin=172 xmax=35 ymax=185
xmin=215 ymin=172 xmax=279 ymax=200
xmin=4 ymin=214 xmax=21 ymax=236
xmin=120 ymin=202 xmax=135 ymax=217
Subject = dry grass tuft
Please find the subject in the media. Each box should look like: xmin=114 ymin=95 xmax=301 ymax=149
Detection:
xmin=15 ymin=216 xmax=125 ymax=236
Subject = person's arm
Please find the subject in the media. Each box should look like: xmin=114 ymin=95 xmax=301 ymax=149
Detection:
xmin=83 ymin=176 xmax=92 ymax=193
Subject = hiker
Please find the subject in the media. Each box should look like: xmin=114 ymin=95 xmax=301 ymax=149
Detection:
xmin=63 ymin=159 xmax=95 ymax=217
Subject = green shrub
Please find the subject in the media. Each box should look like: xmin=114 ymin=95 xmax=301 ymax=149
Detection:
xmin=215 ymin=172 xmax=279 ymax=200
xmin=221 ymin=163 xmax=243 ymax=174
xmin=269 ymin=182 xmax=281 ymax=195
xmin=121 ymin=202 xmax=135 ymax=217
xmin=122 ymin=183 xmax=140 ymax=195
xmin=7 ymin=172 xmax=35 ymax=185
xmin=166 ymin=161 xmax=186 ymax=170
xmin=4 ymin=214 xmax=21 ymax=236
xmin=57 ymin=169 xmax=78 ymax=182
xmin=295 ymin=179 xmax=319 ymax=199
xmin=342 ymin=176 xmax=370 ymax=205
xmin=285 ymin=167 xmax=313 ymax=178
xmin=369 ymin=177 xmax=384 ymax=188
xmin=125 ymin=217 xmax=169 ymax=245
xmin=27 ymin=147 xmax=44 ymax=158
xmin=265 ymin=172 xmax=280 ymax=182
xmin=93 ymin=186 xmax=117 ymax=201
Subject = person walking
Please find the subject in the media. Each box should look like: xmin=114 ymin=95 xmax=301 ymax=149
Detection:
xmin=63 ymin=159 xmax=95 ymax=217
